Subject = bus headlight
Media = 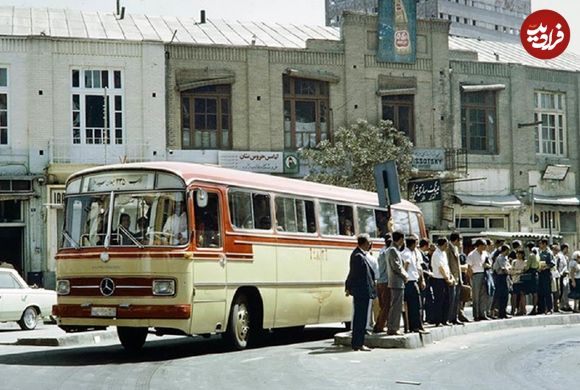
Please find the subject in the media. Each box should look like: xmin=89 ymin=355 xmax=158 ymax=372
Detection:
xmin=56 ymin=280 xmax=70 ymax=295
xmin=152 ymin=280 xmax=176 ymax=296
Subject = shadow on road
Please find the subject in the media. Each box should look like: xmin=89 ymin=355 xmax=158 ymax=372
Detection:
xmin=0 ymin=326 xmax=342 ymax=366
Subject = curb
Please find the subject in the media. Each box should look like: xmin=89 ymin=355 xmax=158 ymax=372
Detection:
xmin=334 ymin=313 xmax=580 ymax=349
xmin=13 ymin=330 xmax=118 ymax=347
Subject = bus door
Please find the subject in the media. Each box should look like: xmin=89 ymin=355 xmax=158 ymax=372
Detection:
xmin=190 ymin=187 xmax=227 ymax=334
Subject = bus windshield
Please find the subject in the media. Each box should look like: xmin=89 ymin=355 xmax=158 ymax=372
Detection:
xmin=61 ymin=191 xmax=189 ymax=248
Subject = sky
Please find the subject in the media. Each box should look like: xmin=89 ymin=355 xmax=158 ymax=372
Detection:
xmin=0 ymin=0 xmax=579 ymax=54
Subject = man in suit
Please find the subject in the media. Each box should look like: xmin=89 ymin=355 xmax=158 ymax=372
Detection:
xmin=446 ymin=232 xmax=465 ymax=325
xmin=345 ymin=233 xmax=375 ymax=351
xmin=386 ymin=231 xmax=408 ymax=336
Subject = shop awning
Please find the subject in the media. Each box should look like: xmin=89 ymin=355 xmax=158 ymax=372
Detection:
xmin=533 ymin=195 xmax=580 ymax=206
xmin=455 ymin=194 xmax=522 ymax=208
xmin=478 ymin=231 xmax=562 ymax=241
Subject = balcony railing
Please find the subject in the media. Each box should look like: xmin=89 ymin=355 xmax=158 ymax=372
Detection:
xmin=49 ymin=138 xmax=150 ymax=165
xmin=445 ymin=148 xmax=468 ymax=174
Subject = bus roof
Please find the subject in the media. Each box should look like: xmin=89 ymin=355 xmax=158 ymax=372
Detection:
xmin=68 ymin=161 xmax=421 ymax=212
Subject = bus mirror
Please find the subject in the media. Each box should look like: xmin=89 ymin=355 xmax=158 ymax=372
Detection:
xmin=196 ymin=189 xmax=208 ymax=208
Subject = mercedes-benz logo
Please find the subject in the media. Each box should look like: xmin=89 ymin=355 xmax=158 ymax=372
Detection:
xmin=99 ymin=278 xmax=115 ymax=296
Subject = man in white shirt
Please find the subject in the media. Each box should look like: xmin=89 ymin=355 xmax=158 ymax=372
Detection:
xmin=401 ymin=235 xmax=428 ymax=334
xmin=431 ymin=238 xmax=454 ymax=326
xmin=162 ymin=201 xmax=188 ymax=245
xmin=557 ymin=243 xmax=572 ymax=311
xmin=467 ymin=238 xmax=490 ymax=321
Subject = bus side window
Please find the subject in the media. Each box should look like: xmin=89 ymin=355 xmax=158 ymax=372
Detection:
xmin=409 ymin=211 xmax=421 ymax=237
xmin=337 ymin=205 xmax=354 ymax=236
xmin=357 ymin=207 xmax=377 ymax=237
xmin=275 ymin=197 xmax=297 ymax=232
xmin=392 ymin=209 xmax=410 ymax=234
xmin=375 ymin=209 xmax=389 ymax=238
xmin=195 ymin=190 xmax=221 ymax=248
xmin=319 ymin=202 xmax=338 ymax=236
xmin=229 ymin=191 xmax=253 ymax=229
xmin=296 ymin=199 xmax=316 ymax=233
xmin=252 ymin=193 xmax=271 ymax=230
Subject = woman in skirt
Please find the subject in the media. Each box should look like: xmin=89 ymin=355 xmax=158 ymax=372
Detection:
xmin=569 ymin=251 xmax=580 ymax=312
xmin=510 ymin=249 xmax=527 ymax=316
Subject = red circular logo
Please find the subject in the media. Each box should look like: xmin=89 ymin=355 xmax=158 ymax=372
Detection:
xmin=520 ymin=9 xmax=570 ymax=60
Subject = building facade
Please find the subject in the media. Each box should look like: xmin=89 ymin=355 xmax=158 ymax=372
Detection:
xmin=1 ymin=7 xmax=580 ymax=286
xmin=326 ymin=0 xmax=530 ymax=42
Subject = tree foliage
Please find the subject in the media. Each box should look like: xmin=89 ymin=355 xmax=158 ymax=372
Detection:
xmin=301 ymin=119 xmax=413 ymax=192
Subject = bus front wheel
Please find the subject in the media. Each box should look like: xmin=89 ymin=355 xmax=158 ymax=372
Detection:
xmin=225 ymin=293 xmax=256 ymax=350
xmin=117 ymin=327 xmax=148 ymax=351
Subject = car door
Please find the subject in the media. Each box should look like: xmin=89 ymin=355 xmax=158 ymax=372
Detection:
xmin=0 ymin=271 xmax=25 ymax=321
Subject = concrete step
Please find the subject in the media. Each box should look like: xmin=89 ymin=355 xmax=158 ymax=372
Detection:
xmin=335 ymin=312 xmax=580 ymax=349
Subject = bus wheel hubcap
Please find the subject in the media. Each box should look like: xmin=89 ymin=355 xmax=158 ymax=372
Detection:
xmin=236 ymin=303 xmax=250 ymax=342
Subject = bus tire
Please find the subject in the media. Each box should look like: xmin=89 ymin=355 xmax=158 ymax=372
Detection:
xmin=117 ymin=326 xmax=148 ymax=352
xmin=225 ymin=293 xmax=258 ymax=350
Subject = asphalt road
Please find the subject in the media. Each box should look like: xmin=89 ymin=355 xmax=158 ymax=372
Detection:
xmin=0 ymin=324 xmax=578 ymax=390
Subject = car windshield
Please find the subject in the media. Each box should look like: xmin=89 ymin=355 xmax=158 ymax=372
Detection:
xmin=61 ymin=191 xmax=188 ymax=248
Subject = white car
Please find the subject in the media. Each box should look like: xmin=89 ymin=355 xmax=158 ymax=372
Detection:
xmin=0 ymin=266 xmax=57 ymax=330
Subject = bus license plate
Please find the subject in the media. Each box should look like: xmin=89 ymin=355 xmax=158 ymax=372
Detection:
xmin=91 ymin=307 xmax=117 ymax=317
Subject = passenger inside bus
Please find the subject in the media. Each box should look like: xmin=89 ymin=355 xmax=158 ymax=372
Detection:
xmin=134 ymin=216 xmax=149 ymax=242
xmin=162 ymin=201 xmax=188 ymax=245
xmin=194 ymin=192 xmax=221 ymax=248
xmin=117 ymin=213 xmax=133 ymax=245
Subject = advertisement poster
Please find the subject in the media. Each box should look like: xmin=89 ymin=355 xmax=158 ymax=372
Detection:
xmin=377 ymin=0 xmax=417 ymax=63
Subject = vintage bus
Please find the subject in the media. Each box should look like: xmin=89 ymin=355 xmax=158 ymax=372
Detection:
xmin=53 ymin=162 xmax=426 ymax=350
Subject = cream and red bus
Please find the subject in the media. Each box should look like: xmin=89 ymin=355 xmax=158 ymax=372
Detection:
xmin=54 ymin=162 xmax=426 ymax=350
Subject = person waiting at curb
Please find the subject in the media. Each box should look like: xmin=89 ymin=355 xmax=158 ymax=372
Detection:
xmin=401 ymin=234 xmax=429 ymax=334
xmin=345 ymin=234 xmax=376 ymax=352
xmin=373 ymin=233 xmax=392 ymax=333
xmin=386 ymin=231 xmax=407 ymax=336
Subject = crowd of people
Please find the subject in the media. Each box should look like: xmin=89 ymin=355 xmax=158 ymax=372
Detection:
xmin=345 ymin=232 xmax=580 ymax=351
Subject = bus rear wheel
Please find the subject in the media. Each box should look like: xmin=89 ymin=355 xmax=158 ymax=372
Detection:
xmin=225 ymin=293 xmax=258 ymax=350
xmin=117 ymin=327 xmax=148 ymax=351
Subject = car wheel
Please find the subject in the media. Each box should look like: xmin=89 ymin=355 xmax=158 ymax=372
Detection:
xmin=18 ymin=306 xmax=39 ymax=330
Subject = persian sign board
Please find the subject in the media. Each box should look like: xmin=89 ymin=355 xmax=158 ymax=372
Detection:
xmin=412 ymin=148 xmax=445 ymax=171
xmin=218 ymin=151 xmax=299 ymax=174
xmin=377 ymin=0 xmax=417 ymax=63
xmin=408 ymin=179 xmax=441 ymax=203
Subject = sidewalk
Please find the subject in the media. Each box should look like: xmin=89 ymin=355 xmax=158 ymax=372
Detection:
xmin=0 ymin=322 xmax=117 ymax=347
xmin=335 ymin=312 xmax=580 ymax=349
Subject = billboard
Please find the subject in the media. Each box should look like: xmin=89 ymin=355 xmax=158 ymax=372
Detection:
xmin=377 ymin=0 xmax=417 ymax=63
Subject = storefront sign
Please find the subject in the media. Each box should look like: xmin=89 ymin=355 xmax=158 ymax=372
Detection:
xmin=412 ymin=148 xmax=445 ymax=171
xmin=218 ymin=151 xmax=299 ymax=174
xmin=408 ymin=179 xmax=441 ymax=203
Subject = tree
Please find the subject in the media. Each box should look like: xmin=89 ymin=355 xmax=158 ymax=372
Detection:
xmin=301 ymin=119 xmax=413 ymax=192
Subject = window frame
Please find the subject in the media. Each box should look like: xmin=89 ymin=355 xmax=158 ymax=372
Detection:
xmin=227 ymin=188 xmax=273 ymax=232
xmin=273 ymin=194 xmax=317 ymax=236
xmin=460 ymin=89 xmax=498 ymax=154
xmin=283 ymin=75 xmax=330 ymax=150
xmin=181 ymin=84 xmax=232 ymax=150
xmin=71 ymin=68 xmax=124 ymax=146
xmin=381 ymin=94 xmax=415 ymax=141
xmin=0 ymin=66 xmax=8 ymax=146
xmin=534 ymin=91 xmax=567 ymax=157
